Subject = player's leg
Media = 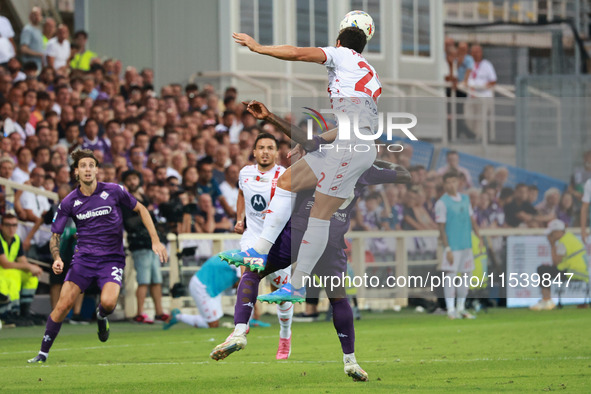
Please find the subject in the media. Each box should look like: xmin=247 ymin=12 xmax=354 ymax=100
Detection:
xmin=172 ymin=276 xmax=214 ymax=329
xmin=322 ymin=248 xmax=367 ymax=382
xmin=95 ymin=260 xmax=125 ymax=342
xmin=268 ymin=268 xmax=293 ymax=359
xmin=210 ymin=269 xmax=259 ymax=360
xmin=222 ymin=158 xmax=317 ymax=270
xmin=28 ymin=280 xmax=82 ymax=363
xmin=96 ymin=282 xmax=121 ymax=342
xmin=456 ymin=249 xmax=476 ymax=319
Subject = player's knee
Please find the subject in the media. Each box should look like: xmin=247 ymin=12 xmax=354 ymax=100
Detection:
xmin=100 ymin=298 xmax=117 ymax=312
xmin=208 ymin=320 xmax=219 ymax=328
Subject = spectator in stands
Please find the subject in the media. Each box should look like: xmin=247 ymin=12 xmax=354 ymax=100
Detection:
xmin=535 ymin=187 xmax=560 ymax=225
xmin=11 ymin=147 xmax=33 ymax=184
xmin=436 ymin=150 xmax=473 ymax=188
xmin=402 ymin=187 xmax=438 ymax=231
xmin=0 ymin=213 xmax=42 ymax=326
xmin=456 ymin=42 xmax=474 ymax=95
xmin=81 ymin=118 xmax=108 ymax=157
xmin=20 ymin=7 xmax=44 ymax=71
xmin=196 ymin=158 xmax=235 ymax=217
xmin=569 ymin=150 xmax=591 ymax=202
xmin=121 ymin=169 xmax=169 ymax=324
xmin=45 ymin=24 xmax=70 ymax=71
xmin=70 ymin=30 xmax=97 ymax=71
xmin=530 ymin=219 xmax=589 ymax=310
xmin=478 ymin=164 xmax=494 ymax=187
xmin=19 ymin=167 xmax=51 ymax=260
xmin=0 ymin=4 xmax=15 ymax=61
xmin=493 ymin=167 xmax=509 ymax=195
xmin=212 ymin=145 xmax=230 ymax=185
xmin=581 ymin=178 xmax=591 ymax=244
xmin=219 ymin=164 xmax=239 ymax=213
xmin=527 ymin=185 xmax=539 ymax=205
xmin=504 ymin=183 xmax=537 ymax=227
xmin=42 ymin=17 xmax=55 ymax=48
xmin=556 ymin=192 xmax=575 ymax=227
xmin=465 ymin=44 xmax=497 ymax=139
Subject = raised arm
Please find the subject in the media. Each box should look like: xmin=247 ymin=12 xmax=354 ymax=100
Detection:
xmin=243 ymin=100 xmax=338 ymax=151
xmin=133 ymin=201 xmax=168 ymax=262
xmin=233 ymin=33 xmax=326 ymax=63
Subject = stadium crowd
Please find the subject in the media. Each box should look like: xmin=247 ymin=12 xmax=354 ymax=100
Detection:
xmin=0 ymin=7 xmax=587 ymax=326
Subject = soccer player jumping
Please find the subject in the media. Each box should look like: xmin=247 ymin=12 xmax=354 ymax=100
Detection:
xmin=225 ymin=25 xmax=382 ymax=303
xmin=28 ymin=149 xmax=167 ymax=364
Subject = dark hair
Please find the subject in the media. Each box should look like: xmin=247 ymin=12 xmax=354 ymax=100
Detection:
xmin=443 ymin=171 xmax=459 ymax=182
xmin=254 ymin=132 xmax=278 ymax=149
xmin=74 ymin=30 xmax=88 ymax=39
xmin=499 ymin=187 xmax=514 ymax=200
xmin=185 ymin=83 xmax=198 ymax=93
xmin=71 ymin=148 xmax=99 ymax=169
xmin=36 ymin=91 xmax=50 ymax=101
xmin=337 ymin=27 xmax=367 ymax=54
xmin=528 ymin=185 xmax=539 ymax=192
xmin=197 ymin=157 xmax=213 ymax=171
xmin=34 ymin=145 xmax=51 ymax=157
xmin=515 ymin=183 xmax=528 ymax=190
xmin=446 ymin=150 xmax=459 ymax=157
xmin=2 ymin=213 xmax=17 ymax=224
xmin=23 ymin=61 xmax=38 ymax=72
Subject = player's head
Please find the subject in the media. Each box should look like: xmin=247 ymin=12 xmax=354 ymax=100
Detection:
xmin=336 ymin=27 xmax=367 ymax=54
xmin=253 ymin=132 xmax=278 ymax=169
xmin=442 ymin=171 xmax=459 ymax=194
xmin=71 ymin=148 xmax=99 ymax=185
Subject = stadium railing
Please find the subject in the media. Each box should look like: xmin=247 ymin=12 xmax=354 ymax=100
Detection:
xmin=144 ymin=227 xmax=587 ymax=317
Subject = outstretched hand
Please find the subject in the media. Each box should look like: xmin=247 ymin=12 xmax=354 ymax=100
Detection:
xmin=153 ymin=242 xmax=168 ymax=264
xmin=233 ymin=33 xmax=259 ymax=52
xmin=242 ymin=100 xmax=270 ymax=120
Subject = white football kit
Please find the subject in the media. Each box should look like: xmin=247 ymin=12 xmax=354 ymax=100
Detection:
xmin=239 ymin=164 xmax=290 ymax=285
xmin=303 ymin=46 xmax=381 ymax=199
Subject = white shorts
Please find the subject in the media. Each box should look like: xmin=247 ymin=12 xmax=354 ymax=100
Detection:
xmin=441 ymin=248 xmax=475 ymax=273
xmin=303 ymin=128 xmax=377 ymax=199
xmin=189 ymin=276 xmax=223 ymax=323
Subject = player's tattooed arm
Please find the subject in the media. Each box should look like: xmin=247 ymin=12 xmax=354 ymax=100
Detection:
xmin=50 ymin=233 xmax=61 ymax=261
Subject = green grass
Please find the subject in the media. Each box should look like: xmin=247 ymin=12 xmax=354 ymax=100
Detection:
xmin=1 ymin=307 xmax=590 ymax=392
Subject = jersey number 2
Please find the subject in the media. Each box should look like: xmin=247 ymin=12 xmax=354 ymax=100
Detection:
xmin=354 ymin=61 xmax=381 ymax=101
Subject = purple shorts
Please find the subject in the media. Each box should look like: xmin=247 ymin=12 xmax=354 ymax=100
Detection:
xmin=64 ymin=254 xmax=126 ymax=292
xmin=265 ymin=227 xmax=347 ymax=278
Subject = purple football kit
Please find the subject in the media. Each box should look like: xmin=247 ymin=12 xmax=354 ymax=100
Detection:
xmin=233 ymin=164 xmax=397 ymax=354
xmin=51 ymin=182 xmax=138 ymax=291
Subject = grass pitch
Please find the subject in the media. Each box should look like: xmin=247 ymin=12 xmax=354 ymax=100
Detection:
xmin=1 ymin=307 xmax=590 ymax=392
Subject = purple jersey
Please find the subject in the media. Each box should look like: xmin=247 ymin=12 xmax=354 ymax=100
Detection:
xmin=52 ymin=182 xmax=138 ymax=258
xmin=291 ymin=165 xmax=397 ymax=249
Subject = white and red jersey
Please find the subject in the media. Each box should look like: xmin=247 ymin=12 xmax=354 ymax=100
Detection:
xmin=320 ymin=46 xmax=382 ymax=132
xmin=238 ymin=164 xmax=286 ymax=248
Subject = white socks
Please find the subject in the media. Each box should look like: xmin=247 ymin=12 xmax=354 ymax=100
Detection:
xmin=456 ymin=279 xmax=469 ymax=312
xmin=177 ymin=313 xmax=208 ymax=328
xmin=234 ymin=323 xmax=248 ymax=336
xmin=291 ymin=218 xmax=330 ymax=288
xmin=344 ymin=353 xmax=357 ymax=364
xmin=277 ymin=302 xmax=293 ymax=339
xmin=443 ymin=272 xmax=456 ymax=313
xmin=255 ymin=187 xmax=295 ymax=254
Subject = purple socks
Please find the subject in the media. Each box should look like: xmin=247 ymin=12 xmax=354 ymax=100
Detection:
xmin=331 ymin=298 xmax=355 ymax=354
xmin=40 ymin=315 xmax=63 ymax=354
xmin=234 ymin=271 xmax=261 ymax=325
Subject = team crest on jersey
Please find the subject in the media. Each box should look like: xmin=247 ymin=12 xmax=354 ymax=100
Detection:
xmin=251 ymin=194 xmax=266 ymax=212
xmin=100 ymin=191 xmax=109 ymax=200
